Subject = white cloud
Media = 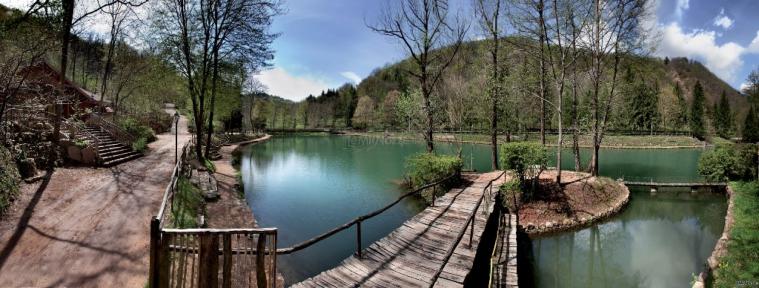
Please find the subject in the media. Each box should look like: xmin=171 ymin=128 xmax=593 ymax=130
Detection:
xmin=740 ymin=82 xmax=751 ymax=93
xmin=657 ymin=23 xmax=749 ymax=82
xmin=340 ymin=71 xmax=362 ymax=84
xmin=674 ymin=0 xmax=689 ymax=20
xmin=713 ymin=9 xmax=733 ymax=29
xmin=749 ymin=31 xmax=759 ymax=53
xmin=255 ymin=67 xmax=330 ymax=101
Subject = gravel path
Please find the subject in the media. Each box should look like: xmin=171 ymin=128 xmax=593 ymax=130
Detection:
xmin=0 ymin=108 xmax=190 ymax=287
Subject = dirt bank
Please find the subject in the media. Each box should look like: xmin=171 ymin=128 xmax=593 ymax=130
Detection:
xmin=516 ymin=170 xmax=630 ymax=236
xmin=0 ymin=108 xmax=190 ymax=287
xmin=205 ymin=134 xmax=270 ymax=229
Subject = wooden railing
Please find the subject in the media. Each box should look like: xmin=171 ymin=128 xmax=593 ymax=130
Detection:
xmin=429 ymin=171 xmax=506 ymax=288
xmin=87 ymin=113 xmax=136 ymax=147
xmin=150 ymin=143 xmax=278 ymax=288
xmin=275 ymin=173 xmax=459 ymax=257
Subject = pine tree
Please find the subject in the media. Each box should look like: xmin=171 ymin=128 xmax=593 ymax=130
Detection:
xmin=715 ymin=90 xmax=732 ymax=138
xmin=690 ymin=81 xmax=706 ymax=139
xmin=743 ymin=107 xmax=759 ymax=143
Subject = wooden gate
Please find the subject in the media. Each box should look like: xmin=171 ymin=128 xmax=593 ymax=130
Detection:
xmin=150 ymin=226 xmax=278 ymax=288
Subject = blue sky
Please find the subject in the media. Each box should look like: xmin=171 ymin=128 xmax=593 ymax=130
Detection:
xmin=259 ymin=0 xmax=759 ymax=100
xmin=1 ymin=0 xmax=758 ymax=100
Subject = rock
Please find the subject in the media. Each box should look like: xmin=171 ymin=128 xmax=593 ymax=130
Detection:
xmin=546 ymin=222 xmax=554 ymax=228
xmin=82 ymin=147 xmax=96 ymax=164
xmin=17 ymin=158 xmax=37 ymax=178
xmin=67 ymin=145 xmax=82 ymax=162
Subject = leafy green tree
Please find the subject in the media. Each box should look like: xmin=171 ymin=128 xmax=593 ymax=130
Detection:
xmin=690 ymin=81 xmax=706 ymax=139
xmin=743 ymin=107 xmax=759 ymax=143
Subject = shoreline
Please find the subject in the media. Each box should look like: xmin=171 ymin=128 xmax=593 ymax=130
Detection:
xmin=342 ymin=132 xmax=706 ymax=150
xmin=205 ymin=133 xmax=271 ymax=228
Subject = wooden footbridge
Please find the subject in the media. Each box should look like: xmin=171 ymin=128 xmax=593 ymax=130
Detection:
xmin=292 ymin=171 xmax=516 ymax=288
xmin=150 ymin=149 xmax=518 ymax=288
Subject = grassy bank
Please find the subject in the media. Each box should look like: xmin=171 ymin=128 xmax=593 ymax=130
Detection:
xmin=352 ymin=131 xmax=704 ymax=148
xmin=713 ymin=181 xmax=759 ymax=287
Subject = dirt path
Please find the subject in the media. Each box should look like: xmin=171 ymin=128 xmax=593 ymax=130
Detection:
xmin=0 ymin=108 xmax=190 ymax=288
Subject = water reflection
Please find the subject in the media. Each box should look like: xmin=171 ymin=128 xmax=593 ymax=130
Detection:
xmin=531 ymin=189 xmax=726 ymax=288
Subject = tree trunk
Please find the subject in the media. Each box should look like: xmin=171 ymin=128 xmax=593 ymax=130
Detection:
xmin=204 ymin=48 xmax=220 ymax=159
xmin=52 ymin=0 xmax=75 ymax=170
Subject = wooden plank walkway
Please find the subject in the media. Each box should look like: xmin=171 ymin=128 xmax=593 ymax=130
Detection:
xmin=491 ymin=212 xmax=518 ymax=288
xmin=292 ymin=172 xmax=508 ymax=288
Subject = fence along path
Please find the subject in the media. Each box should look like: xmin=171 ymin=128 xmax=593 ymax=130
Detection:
xmin=292 ymin=171 xmax=508 ymax=288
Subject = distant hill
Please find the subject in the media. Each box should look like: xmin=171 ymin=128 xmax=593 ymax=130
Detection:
xmin=352 ymin=38 xmax=747 ymax=133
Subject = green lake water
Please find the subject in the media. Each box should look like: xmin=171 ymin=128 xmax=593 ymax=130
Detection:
xmin=238 ymin=135 xmax=725 ymax=285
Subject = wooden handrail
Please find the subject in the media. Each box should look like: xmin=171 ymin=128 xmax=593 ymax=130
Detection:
xmin=88 ymin=113 xmax=137 ymax=146
xmin=156 ymin=143 xmax=189 ymax=225
xmin=276 ymin=173 xmax=459 ymax=255
xmin=429 ymin=171 xmax=506 ymax=287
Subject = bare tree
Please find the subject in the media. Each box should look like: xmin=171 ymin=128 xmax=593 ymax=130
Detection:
xmin=203 ymin=0 xmax=280 ymax=158
xmin=474 ymin=0 xmax=509 ymax=170
xmin=541 ymin=0 xmax=591 ymax=183
xmin=509 ymin=0 xmax=550 ymax=146
xmin=370 ymin=0 xmax=468 ymax=153
xmin=99 ymin=1 xmax=137 ymax=109
xmin=585 ymin=0 xmax=651 ymax=175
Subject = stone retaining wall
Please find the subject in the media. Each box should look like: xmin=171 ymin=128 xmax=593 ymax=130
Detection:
xmin=692 ymin=185 xmax=735 ymax=288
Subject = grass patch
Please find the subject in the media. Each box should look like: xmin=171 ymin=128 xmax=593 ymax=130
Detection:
xmin=713 ymin=181 xmax=759 ymax=287
xmin=170 ymin=177 xmax=204 ymax=228
xmin=204 ymin=159 xmax=216 ymax=173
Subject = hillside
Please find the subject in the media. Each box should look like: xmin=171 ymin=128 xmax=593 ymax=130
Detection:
xmin=348 ymin=38 xmax=747 ymax=135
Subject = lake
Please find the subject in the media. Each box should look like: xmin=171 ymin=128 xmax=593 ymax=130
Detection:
xmin=238 ymin=135 xmax=723 ymax=285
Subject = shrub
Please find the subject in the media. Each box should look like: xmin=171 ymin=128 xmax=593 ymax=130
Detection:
xmin=500 ymin=178 xmax=522 ymax=211
xmin=500 ymin=142 xmax=548 ymax=181
xmin=405 ymin=153 xmax=463 ymax=187
xmin=0 ymin=146 xmax=21 ymax=215
xmin=698 ymin=143 xmax=757 ymax=182
xmin=132 ymin=137 xmax=148 ymax=153
xmin=118 ymin=117 xmax=156 ymax=143
xmin=500 ymin=142 xmax=549 ymax=199
xmin=171 ymin=177 xmax=204 ymax=228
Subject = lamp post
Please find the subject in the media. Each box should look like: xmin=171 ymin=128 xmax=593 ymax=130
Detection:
xmin=174 ymin=111 xmax=180 ymax=164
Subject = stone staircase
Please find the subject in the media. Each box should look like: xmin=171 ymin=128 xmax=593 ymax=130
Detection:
xmin=81 ymin=124 xmax=142 ymax=166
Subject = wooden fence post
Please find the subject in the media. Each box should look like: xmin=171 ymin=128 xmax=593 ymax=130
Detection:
xmin=222 ymin=234 xmax=232 ymax=288
xmin=356 ymin=220 xmax=362 ymax=259
xmin=149 ymin=217 xmax=160 ymax=288
xmin=256 ymin=235 xmax=268 ymax=288
xmin=198 ymin=234 xmax=219 ymax=288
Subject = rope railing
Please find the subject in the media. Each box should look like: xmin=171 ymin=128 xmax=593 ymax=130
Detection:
xmin=429 ymin=171 xmax=506 ymax=288
xmin=275 ymin=173 xmax=459 ymax=256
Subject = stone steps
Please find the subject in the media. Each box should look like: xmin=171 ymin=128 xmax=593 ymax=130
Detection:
xmin=78 ymin=124 xmax=142 ymax=166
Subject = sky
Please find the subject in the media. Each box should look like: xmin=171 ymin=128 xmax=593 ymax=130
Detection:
xmin=1 ymin=0 xmax=758 ymax=101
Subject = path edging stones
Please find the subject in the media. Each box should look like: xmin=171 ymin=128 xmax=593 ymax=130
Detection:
xmin=692 ymin=184 xmax=735 ymax=288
